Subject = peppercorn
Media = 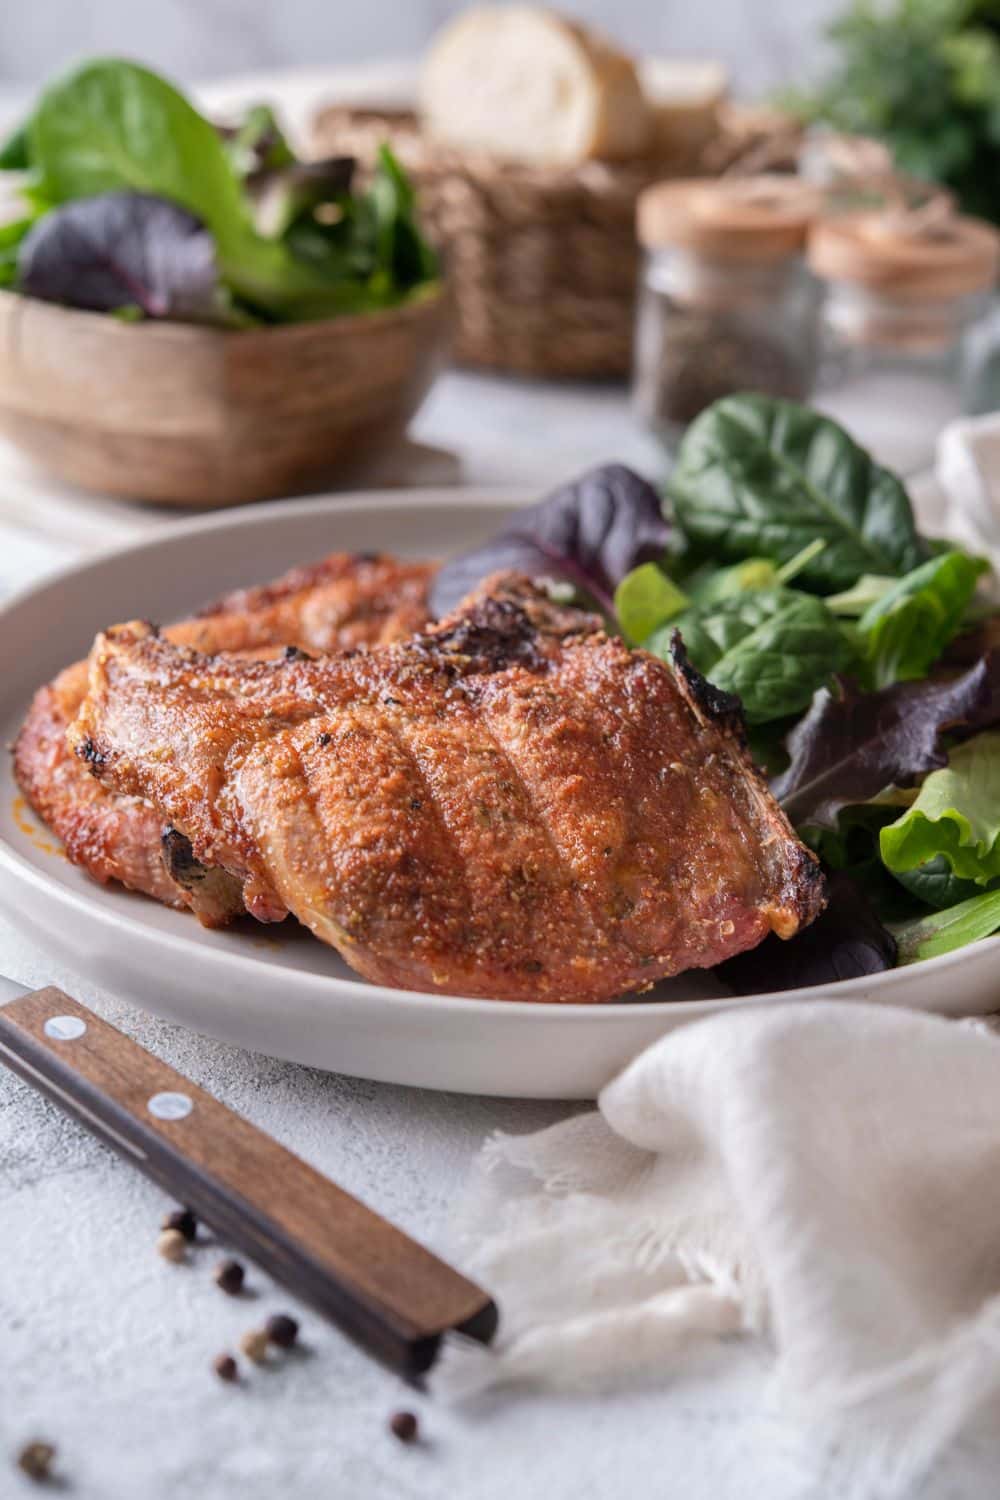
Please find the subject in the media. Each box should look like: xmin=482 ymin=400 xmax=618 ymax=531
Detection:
xmin=265 ymin=1313 xmax=299 ymax=1349
xmin=161 ymin=1207 xmax=197 ymax=1241
xmin=17 ymin=1441 xmax=55 ymax=1481
xmin=214 ymin=1258 xmax=245 ymax=1295
xmin=389 ymin=1410 xmax=419 ymax=1444
xmin=213 ymin=1353 xmax=238 ymax=1383
xmin=156 ymin=1228 xmax=187 ymax=1263
xmin=239 ymin=1327 xmax=269 ymax=1364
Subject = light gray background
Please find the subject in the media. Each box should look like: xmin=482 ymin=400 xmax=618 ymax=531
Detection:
xmin=0 ymin=0 xmax=838 ymax=95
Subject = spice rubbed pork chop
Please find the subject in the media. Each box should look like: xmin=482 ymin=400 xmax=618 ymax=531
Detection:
xmin=67 ymin=574 xmax=825 ymax=1003
xmin=13 ymin=553 xmax=434 ymax=920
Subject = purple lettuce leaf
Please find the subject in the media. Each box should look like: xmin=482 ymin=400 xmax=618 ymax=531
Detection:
xmin=18 ymin=191 xmax=222 ymax=322
xmin=772 ymin=650 xmax=1000 ymax=831
xmin=429 ymin=464 xmax=672 ymax=618
xmin=715 ymin=872 xmax=897 ymax=995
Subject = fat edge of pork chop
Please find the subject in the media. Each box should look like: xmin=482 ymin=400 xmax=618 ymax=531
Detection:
xmin=68 ymin=575 xmax=826 ymax=1003
xmin=13 ymin=553 xmax=434 ymax=922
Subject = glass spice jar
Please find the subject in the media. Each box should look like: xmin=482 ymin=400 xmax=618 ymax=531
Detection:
xmin=808 ymin=209 xmax=1000 ymax=475
xmin=632 ymin=177 xmax=821 ymax=452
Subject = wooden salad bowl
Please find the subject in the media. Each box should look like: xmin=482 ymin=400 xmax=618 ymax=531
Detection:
xmin=0 ymin=286 xmax=449 ymax=506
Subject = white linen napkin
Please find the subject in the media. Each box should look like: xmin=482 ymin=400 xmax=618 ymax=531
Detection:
xmin=937 ymin=412 xmax=1000 ymax=569
xmin=443 ymin=1001 xmax=1000 ymax=1496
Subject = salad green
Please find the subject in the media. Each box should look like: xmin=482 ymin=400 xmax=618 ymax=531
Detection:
xmin=613 ymin=562 xmax=688 ymax=645
xmin=650 ymin=587 xmax=852 ymax=725
xmin=0 ymin=58 xmax=437 ymax=325
xmin=881 ymin=732 xmax=1000 ymax=887
xmin=669 ymin=393 xmax=928 ymax=592
xmin=613 ymin=391 xmax=1000 ymax=980
xmin=856 ymin=551 xmax=988 ymax=688
xmin=892 ymin=889 xmax=1000 ymax=965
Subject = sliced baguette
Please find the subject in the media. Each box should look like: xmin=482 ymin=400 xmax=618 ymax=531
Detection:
xmin=419 ymin=6 xmax=650 ymax=166
xmin=639 ymin=57 xmax=728 ymax=164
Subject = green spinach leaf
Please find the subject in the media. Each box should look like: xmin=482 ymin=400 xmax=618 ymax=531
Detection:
xmin=0 ymin=214 xmax=37 ymax=288
xmin=366 ymin=145 xmax=438 ymax=287
xmin=858 ymin=550 xmax=989 ymax=688
xmin=892 ymin=855 xmax=997 ymax=911
xmin=648 ymin=586 xmax=852 ymax=724
xmin=826 ymin=574 xmax=896 ymax=616
xmin=614 ymin=562 xmax=687 ymax=645
xmin=686 ymin=540 xmax=828 ymax=608
xmin=0 ymin=120 xmax=30 ymax=170
xmin=29 ymin=60 xmax=249 ymax=249
xmin=670 ymin=394 xmax=928 ymax=592
xmin=687 ymin=557 xmax=781 ymax=606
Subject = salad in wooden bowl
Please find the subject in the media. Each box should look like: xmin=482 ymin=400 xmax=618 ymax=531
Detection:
xmin=0 ymin=60 xmax=446 ymax=504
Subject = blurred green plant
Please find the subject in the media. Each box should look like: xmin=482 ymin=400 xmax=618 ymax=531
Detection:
xmin=784 ymin=0 xmax=1000 ymax=222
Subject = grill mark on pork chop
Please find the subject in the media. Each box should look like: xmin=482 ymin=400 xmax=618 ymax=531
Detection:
xmin=467 ymin=670 xmax=626 ymax=964
xmin=379 ymin=679 xmax=606 ymax=986
xmin=470 ymin=635 xmax=689 ymax=944
xmin=314 ymin=592 xmax=610 ymax=977
xmin=383 ymin=587 xmax=612 ymax=984
xmin=236 ymin=703 xmax=478 ymax=980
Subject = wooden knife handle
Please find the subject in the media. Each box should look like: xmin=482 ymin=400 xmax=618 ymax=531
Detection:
xmin=0 ymin=987 xmax=497 ymax=1376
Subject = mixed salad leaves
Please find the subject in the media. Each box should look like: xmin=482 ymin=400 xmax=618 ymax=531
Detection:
xmin=0 ymin=59 xmax=437 ymax=327
xmin=436 ymin=392 xmax=1000 ymax=993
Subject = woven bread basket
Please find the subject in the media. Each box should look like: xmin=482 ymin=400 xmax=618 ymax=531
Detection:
xmin=310 ymin=106 xmax=706 ymax=379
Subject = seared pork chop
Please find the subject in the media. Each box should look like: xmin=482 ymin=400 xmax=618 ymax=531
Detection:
xmin=14 ymin=553 xmax=434 ymax=920
xmin=68 ymin=574 xmax=825 ymax=1002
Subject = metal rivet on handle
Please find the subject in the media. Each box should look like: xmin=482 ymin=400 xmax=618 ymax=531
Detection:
xmin=44 ymin=1015 xmax=87 ymax=1042
xmin=148 ymin=1091 xmax=193 ymax=1121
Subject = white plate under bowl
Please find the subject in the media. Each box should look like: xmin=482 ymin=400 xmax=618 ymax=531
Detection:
xmin=2 ymin=489 xmax=998 ymax=1099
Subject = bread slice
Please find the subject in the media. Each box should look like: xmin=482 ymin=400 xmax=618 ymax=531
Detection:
xmin=639 ymin=57 xmax=728 ymax=165
xmin=419 ymin=6 xmax=650 ymax=166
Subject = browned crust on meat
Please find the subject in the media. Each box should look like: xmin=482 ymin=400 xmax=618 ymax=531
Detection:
xmin=667 ymin=633 xmax=826 ymax=940
xmin=14 ymin=661 xmax=189 ymax=908
xmin=13 ymin=552 xmax=435 ymax=920
xmin=68 ymin=573 xmax=826 ymax=1002
xmin=190 ymin=552 xmax=434 ymax=653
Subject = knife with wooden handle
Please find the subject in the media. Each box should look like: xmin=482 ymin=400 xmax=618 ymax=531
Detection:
xmin=0 ymin=978 xmax=498 ymax=1377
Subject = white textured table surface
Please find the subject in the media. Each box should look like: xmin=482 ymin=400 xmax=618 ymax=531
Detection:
xmin=0 ymin=371 xmax=993 ymax=1500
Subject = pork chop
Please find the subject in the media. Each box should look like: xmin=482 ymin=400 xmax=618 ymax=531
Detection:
xmin=13 ymin=553 xmax=434 ymax=921
xmin=67 ymin=574 xmax=825 ymax=1002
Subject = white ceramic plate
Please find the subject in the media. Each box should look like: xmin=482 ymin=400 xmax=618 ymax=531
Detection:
xmin=2 ymin=489 xmax=998 ymax=1099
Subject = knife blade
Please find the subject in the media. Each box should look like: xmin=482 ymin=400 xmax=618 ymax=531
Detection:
xmin=0 ymin=979 xmax=497 ymax=1376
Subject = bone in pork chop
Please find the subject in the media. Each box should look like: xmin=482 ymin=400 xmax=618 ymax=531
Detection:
xmin=13 ymin=553 xmax=434 ymax=921
xmin=68 ymin=574 xmax=825 ymax=1002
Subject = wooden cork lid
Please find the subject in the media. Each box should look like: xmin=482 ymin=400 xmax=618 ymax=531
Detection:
xmin=637 ymin=176 xmax=819 ymax=262
xmin=808 ymin=209 xmax=1000 ymax=301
